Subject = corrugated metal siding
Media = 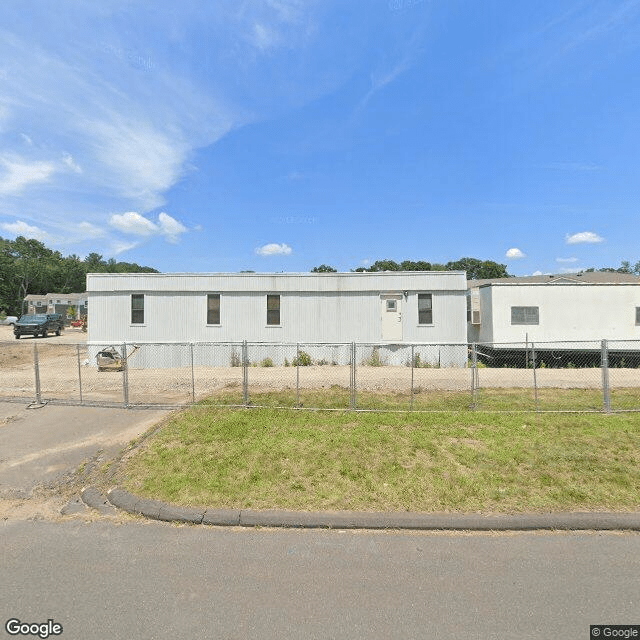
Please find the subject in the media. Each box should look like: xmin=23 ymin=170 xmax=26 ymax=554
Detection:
xmin=88 ymin=288 xmax=468 ymax=344
xmin=87 ymin=271 xmax=467 ymax=293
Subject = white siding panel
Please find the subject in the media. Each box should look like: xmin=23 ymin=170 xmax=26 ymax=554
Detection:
xmin=87 ymin=271 xmax=467 ymax=293
xmin=486 ymin=284 xmax=640 ymax=344
xmin=87 ymin=272 xmax=469 ymax=348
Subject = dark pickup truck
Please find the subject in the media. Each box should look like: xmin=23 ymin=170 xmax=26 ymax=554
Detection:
xmin=14 ymin=314 xmax=65 ymax=339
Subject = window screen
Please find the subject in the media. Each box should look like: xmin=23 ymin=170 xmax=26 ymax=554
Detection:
xmin=511 ymin=306 xmax=539 ymax=325
xmin=131 ymin=294 xmax=144 ymax=324
xmin=207 ymin=294 xmax=220 ymax=324
xmin=386 ymin=299 xmax=397 ymax=312
xmin=418 ymin=294 xmax=433 ymax=324
xmin=267 ymin=294 xmax=280 ymax=325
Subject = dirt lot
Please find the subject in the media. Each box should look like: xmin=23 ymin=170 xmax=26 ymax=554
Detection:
xmin=0 ymin=324 xmax=86 ymax=366
xmin=1 ymin=325 xmax=639 ymax=406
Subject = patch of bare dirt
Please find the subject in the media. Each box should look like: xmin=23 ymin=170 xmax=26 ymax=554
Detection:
xmin=2 ymin=325 xmax=640 ymax=406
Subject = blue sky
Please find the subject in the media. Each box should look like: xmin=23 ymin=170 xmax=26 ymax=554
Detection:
xmin=1 ymin=0 xmax=639 ymax=275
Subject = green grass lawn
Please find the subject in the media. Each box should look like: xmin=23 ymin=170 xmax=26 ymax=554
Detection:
xmin=119 ymin=401 xmax=640 ymax=514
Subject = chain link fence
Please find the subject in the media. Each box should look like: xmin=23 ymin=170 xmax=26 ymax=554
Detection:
xmin=1 ymin=339 xmax=639 ymax=412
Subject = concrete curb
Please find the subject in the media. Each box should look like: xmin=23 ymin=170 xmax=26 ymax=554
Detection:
xmin=80 ymin=486 xmax=118 ymax=515
xmin=94 ymin=486 xmax=640 ymax=531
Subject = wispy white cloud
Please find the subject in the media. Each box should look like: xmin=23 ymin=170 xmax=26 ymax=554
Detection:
xmin=110 ymin=240 xmax=141 ymax=256
xmin=109 ymin=211 xmax=189 ymax=244
xmin=358 ymin=21 xmax=427 ymax=111
xmin=62 ymin=153 xmax=82 ymax=174
xmin=559 ymin=267 xmax=582 ymax=274
xmin=87 ymin=119 xmax=191 ymax=211
xmin=0 ymin=219 xmax=48 ymax=241
xmin=0 ymin=156 xmax=55 ymax=195
xmin=566 ymin=231 xmax=604 ymax=245
xmin=252 ymin=23 xmax=280 ymax=51
xmin=506 ymin=247 xmax=526 ymax=259
xmin=491 ymin=1 xmax=640 ymax=92
xmin=158 ymin=212 xmax=188 ymax=243
xmin=255 ymin=242 xmax=293 ymax=256
xmin=76 ymin=221 xmax=107 ymax=239
xmin=556 ymin=256 xmax=579 ymax=263
xmin=109 ymin=212 xmax=159 ymax=237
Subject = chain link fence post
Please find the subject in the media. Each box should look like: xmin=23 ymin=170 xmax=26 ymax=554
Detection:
xmin=350 ymin=342 xmax=357 ymax=410
xmin=242 ymin=340 xmax=249 ymax=406
xmin=531 ymin=341 xmax=538 ymax=412
xmin=122 ymin=342 xmax=129 ymax=407
xmin=470 ymin=343 xmax=478 ymax=409
xmin=410 ymin=344 xmax=415 ymax=411
xmin=76 ymin=343 xmax=83 ymax=404
xmin=295 ymin=343 xmax=301 ymax=407
xmin=190 ymin=342 xmax=195 ymax=405
xmin=601 ymin=339 xmax=611 ymax=413
xmin=33 ymin=342 xmax=42 ymax=405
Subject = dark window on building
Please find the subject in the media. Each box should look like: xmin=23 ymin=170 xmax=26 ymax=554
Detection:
xmin=511 ymin=306 xmax=539 ymax=325
xmin=207 ymin=294 xmax=220 ymax=325
xmin=636 ymin=307 xmax=640 ymax=325
xmin=418 ymin=294 xmax=433 ymax=325
xmin=267 ymin=294 xmax=280 ymax=325
xmin=131 ymin=294 xmax=144 ymax=324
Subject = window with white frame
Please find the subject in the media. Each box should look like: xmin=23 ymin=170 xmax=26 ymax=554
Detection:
xmin=131 ymin=294 xmax=144 ymax=324
xmin=511 ymin=306 xmax=539 ymax=325
xmin=207 ymin=294 xmax=220 ymax=325
xmin=418 ymin=293 xmax=433 ymax=324
xmin=267 ymin=294 xmax=280 ymax=325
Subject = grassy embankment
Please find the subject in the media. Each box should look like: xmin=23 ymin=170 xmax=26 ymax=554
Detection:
xmin=120 ymin=392 xmax=640 ymax=514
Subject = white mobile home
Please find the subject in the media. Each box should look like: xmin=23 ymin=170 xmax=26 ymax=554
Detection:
xmin=467 ymin=273 xmax=640 ymax=364
xmin=87 ymin=271 xmax=468 ymax=366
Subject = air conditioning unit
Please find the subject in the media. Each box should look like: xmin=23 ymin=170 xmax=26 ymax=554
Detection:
xmin=469 ymin=290 xmax=481 ymax=325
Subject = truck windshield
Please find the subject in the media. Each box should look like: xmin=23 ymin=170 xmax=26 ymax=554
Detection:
xmin=19 ymin=315 xmax=47 ymax=322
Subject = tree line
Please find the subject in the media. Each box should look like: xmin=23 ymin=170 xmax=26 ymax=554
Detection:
xmin=312 ymin=258 xmax=640 ymax=279
xmin=0 ymin=236 xmax=158 ymax=315
xmin=312 ymin=257 xmax=510 ymax=279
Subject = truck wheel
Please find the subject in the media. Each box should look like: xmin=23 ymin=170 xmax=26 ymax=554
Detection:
xmin=14 ymin=334 xmax=19 ymax=339
xmin=55 ymin=327 xmax=61 ymax=336
xmin=42 ymin=330 xmax=48 ymax=338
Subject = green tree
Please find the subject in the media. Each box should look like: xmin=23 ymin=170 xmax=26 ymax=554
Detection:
xmin=445 ymin=257 xmax=510 ymax=280
xmin=311 ymin=264 xmax=338 ymax=272
xmin=0 ymin=235 xmax=158 ymax=315
xmin=351 ymin=257 xmax=509 ymax=278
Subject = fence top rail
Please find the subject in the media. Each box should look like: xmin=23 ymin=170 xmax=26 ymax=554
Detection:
xmin=2 ymin=338 xmax=637 ymax=348
xmin=81 ymin=341 xmax=469 ymax=347
xmin=477 ymin=340 xmax=605 ymax=347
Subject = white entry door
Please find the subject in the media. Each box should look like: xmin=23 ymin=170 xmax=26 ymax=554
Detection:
xmin=381 ymin=294 xmax=402 ymax=341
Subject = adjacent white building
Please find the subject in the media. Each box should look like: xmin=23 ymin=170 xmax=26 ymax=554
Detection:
xmin=86 ymin=271 xmax=468 ymax=367
xmin=467 ymin=273 xmax=640 ymax=349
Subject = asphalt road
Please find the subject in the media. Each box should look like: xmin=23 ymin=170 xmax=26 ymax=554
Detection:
xmin=2 ymin=519 xmax=639 ymax=640
xmin=0 ymin=401 xmax=167 ymax=499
